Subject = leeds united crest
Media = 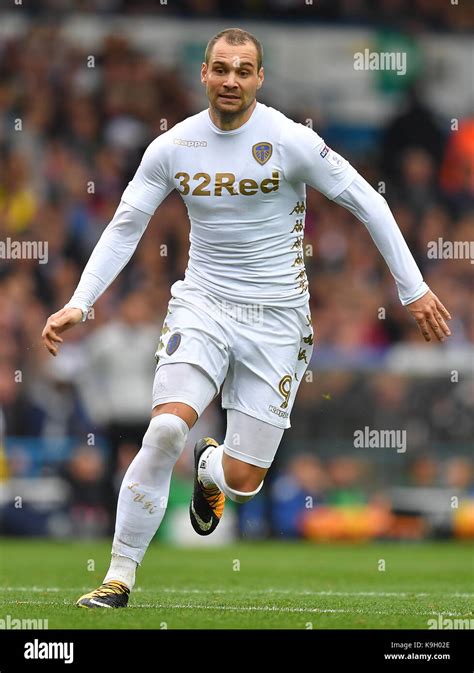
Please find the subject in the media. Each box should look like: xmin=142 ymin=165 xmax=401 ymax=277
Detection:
xmin=252 ymin=142 xmax=272 ymax=165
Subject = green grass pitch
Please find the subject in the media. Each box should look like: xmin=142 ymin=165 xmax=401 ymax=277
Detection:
xmin=0 ymin=539 xmax=472 ymax=629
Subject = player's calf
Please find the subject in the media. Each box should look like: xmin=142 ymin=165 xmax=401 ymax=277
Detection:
xmin=202 ymin=443 xmax=265 ymax=503
xmin=221 ymin=452 xmax=268 ymax=495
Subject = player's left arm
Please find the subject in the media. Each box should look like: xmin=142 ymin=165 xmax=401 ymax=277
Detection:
xmin=280 ymin=122 xmax=452 ymax=342
xmin=333 ymin=174 xmax=451 ymax=342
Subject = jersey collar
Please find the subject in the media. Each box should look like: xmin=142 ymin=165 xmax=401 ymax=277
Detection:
xmin=206 ymin=101 xmax=261 ymax=135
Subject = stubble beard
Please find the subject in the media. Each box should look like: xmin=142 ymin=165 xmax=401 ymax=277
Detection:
xmin=209 ymin=90 xmax=256 ymax=126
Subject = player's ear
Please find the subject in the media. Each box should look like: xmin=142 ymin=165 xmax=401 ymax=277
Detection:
xmin=201 ymin=62 xmax=208 ymax=85
xmin=256 ymin=67 xmax=264 ymax=89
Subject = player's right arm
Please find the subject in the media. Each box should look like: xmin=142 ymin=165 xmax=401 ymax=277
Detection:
xmin=42 ymin=136 xmax=173 ymax=356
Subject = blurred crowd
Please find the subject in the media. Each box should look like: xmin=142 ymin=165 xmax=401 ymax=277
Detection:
xmin=12 ymin=0 xmax=474 ymax=32
xmin=0 ymin=22 xmax=472 ymax=539
xmin=2 ymin=428 xmax=473 ymax=540
xmin=240 ymin=453 xmax=474 ymax=540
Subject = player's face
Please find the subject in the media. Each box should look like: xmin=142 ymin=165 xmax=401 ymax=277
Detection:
xmin=201 ymin=40 xmax=264 ymax=121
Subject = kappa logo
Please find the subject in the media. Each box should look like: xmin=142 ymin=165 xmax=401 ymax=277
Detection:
xmin=174 ymin=138 xmax=207 ymax=148
xmin=268 ymin=405 xmax=289 ymax=419
xmin=252 ymin=142 xmax=273 ymax=165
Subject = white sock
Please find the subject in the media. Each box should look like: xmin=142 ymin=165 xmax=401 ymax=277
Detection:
xmin=198 ymin=444 xmax=225 ymax=489
xmin=103 ymin=554 xmax=137 ymax=589
xmin=107 ymin=414 xmax=188 ymax=587
xmin=199 ymin=444 xmax=264 ymax=504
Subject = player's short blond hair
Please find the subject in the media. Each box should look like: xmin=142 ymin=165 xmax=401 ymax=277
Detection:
xmin=205 ymin=28 xmax=263 ymax=71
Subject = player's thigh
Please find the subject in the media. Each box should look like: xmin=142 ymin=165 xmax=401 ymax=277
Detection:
xmin=152 ymin=362 xmax=217 ymax=426
xmin=154 ymin=298 xmax=229 ymax=395
xmin=222 ymin=302 xmax=313 ymax=442
xmin=223 ymin=408 xmax=284 ymax=471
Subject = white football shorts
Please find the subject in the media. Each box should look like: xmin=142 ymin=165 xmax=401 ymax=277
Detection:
xmin=152 ymin=281 xmax=314 ymax=431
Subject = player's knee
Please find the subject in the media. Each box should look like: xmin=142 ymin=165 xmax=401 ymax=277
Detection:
xmin=143 ymin=413 xmax=188 ymax=459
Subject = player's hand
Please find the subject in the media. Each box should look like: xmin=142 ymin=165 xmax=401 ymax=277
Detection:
xmin=405 ymin=290 xmax=452 ymax=342
xmin=41 ymin=307 xmax=84 ymax=356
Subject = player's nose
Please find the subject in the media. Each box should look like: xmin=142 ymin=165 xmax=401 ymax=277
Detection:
xmin=223 ymin=72 xmax=238 ymax=88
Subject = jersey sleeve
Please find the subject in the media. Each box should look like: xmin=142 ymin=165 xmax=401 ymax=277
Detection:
xmin=280 ymin=121 xmax=357 ymax=199
xmin=121 ymin=136 xmax=174 ymax=215
xmin=334 ymin=173 xmax=429 ymax=305
xmin=64 ymin=201 xmax=151 ymax=315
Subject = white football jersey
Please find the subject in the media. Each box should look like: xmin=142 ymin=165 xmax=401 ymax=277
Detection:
xmin=121 ymin=102 xmax=357 ymax=307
